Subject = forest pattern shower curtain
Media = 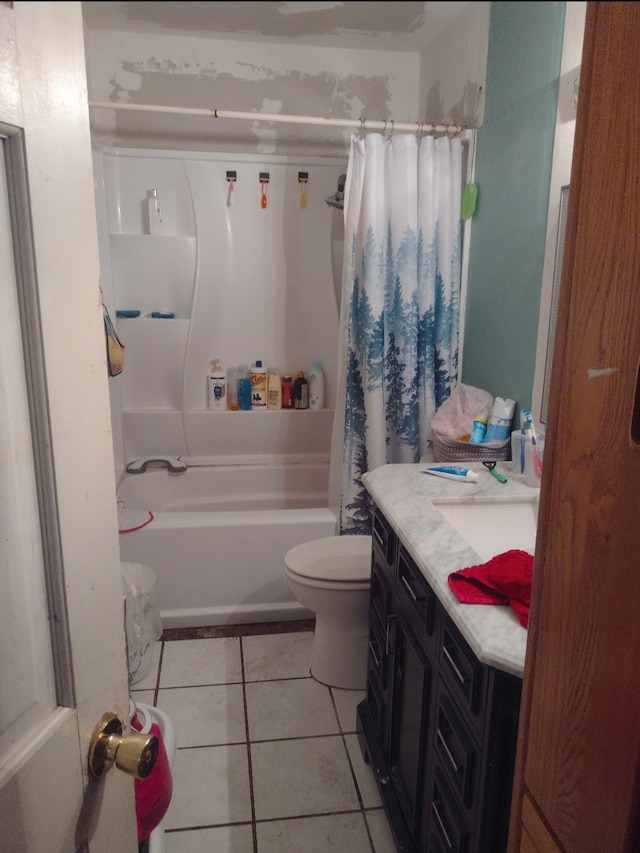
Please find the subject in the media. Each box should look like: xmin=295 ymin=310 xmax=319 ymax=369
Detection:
xmin=335 ymin=132 xmax=463 ymax=534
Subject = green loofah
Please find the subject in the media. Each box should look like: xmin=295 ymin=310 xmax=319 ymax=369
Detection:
xmin=461 ymin=182 xmax=478 ymax=220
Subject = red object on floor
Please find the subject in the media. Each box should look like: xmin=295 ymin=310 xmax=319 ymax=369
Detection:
xmin=131 ymin=717 xmax=173 ymax=843
xmin=447 ymin=548 xmax=534 ymax=628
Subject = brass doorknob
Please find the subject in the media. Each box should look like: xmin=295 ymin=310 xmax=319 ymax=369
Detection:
xmin=88 ymin=712 xmax=159 ymax=780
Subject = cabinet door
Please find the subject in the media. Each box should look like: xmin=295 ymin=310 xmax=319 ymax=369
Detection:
xmin=388 ymin=608 xmax=435 ymax=841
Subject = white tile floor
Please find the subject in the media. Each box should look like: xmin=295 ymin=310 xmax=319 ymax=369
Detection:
xmin=132 ymin=627 xmax=397 ymax=853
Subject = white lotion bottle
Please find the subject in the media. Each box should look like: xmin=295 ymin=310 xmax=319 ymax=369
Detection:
xmin=308 ymin=361 xmax=325 ymax=409
xmin=207 ymin=358 xmax=227 ymax=410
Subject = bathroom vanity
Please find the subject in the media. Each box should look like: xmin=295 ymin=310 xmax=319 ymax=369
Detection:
xmin=357 ymin=463 xmax=538 ymax=853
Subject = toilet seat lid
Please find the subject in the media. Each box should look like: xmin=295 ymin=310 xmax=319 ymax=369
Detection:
xmin=285 ymin=535 xmax=372 ymax=583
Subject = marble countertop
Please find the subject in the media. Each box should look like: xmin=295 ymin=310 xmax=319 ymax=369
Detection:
xmin=362 ymin=461 xmax=540 ymax=678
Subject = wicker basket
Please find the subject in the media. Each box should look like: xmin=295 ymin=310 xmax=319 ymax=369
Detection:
xmin=431 ymin=431 xmax=511 ymax=463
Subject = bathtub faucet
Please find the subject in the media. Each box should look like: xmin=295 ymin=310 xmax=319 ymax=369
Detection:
xmin=126 ymin=455 xmax=187 ymax=474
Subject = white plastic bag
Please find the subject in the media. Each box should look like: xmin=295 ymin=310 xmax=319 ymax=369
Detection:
xmin=430 ymin=383 xmax=494 ymax=440
xmin=122 ymin=562 xmax=162 ymax=685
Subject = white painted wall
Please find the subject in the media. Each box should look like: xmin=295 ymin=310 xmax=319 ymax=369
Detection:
xmin=419 ymin=1 xmax=490 ymax=127
xmin=85 ymin=27 xmax=421 ymax=155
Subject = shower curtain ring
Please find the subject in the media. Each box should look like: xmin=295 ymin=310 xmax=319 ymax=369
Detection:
xmin=388 ymin=119 xmax=394 ymax=138
xmin=359 ymin=117 xmax=366 ymax=138
xmin=416 ymin=122 xmax=424 ymax=139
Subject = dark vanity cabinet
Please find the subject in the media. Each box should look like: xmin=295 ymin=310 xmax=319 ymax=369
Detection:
xmin=358 ymin=504 xmax=522 ymax=853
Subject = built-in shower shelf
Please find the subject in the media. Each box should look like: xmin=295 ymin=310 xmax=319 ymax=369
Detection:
xmin=189 ymin=408 xmax=336 ymax=414
xmin=109 ymin=233 xmax=196 ymax=318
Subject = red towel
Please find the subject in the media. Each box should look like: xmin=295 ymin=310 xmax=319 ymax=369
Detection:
xmin=448 ymin=549 xmax=534 ymax=628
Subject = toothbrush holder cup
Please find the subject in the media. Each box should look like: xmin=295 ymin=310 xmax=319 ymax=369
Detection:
xmin=511 ymin=430 xmax=545 ymax=486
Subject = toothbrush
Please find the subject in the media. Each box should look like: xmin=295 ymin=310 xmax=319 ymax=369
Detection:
xmin=519 ymin=411 xmax=527 ymax=474
xmin=521 ymin=409 xmax=543 ymax=480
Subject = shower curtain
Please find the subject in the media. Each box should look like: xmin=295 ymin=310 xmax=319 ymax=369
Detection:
xmin=330 ymin=132 xmax=463 ymax=534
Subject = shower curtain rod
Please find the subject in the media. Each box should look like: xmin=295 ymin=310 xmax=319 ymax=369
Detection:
xmin=88 ymin=101 xmax=466 ymax=136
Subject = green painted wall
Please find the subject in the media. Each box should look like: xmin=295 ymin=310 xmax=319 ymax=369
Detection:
xmin=462 ymin=2 xmax=566 ymax=419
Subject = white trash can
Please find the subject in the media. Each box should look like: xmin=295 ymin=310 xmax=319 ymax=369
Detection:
xmin=122 ymin=562 xmax=162 ymax=685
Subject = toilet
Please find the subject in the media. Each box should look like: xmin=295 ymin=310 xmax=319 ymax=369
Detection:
xmin=283 ymin=535 xmax=372 ymax=690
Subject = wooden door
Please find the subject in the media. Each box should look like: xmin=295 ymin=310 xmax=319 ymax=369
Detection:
xmin=0 ymin=4 xmax=136 ymax=851
xmin=508 ymin=4 xmax=640 ymax=852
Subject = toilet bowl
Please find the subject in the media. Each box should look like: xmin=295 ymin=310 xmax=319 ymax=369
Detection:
xmin=283 ymin=535 xmax=372 ymax=690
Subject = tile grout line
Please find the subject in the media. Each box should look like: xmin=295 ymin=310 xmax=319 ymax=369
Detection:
xmin=329 ymin=686 xmax=378 ymax=853
xmin=153 ymin=640 xmax=164 ymax=705
xmin=240 ymin=636 xmax=259 ymax=853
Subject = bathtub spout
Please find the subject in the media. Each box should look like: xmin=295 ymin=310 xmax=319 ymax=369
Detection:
xmin=126 ymin=456 xmax=187 ymax=474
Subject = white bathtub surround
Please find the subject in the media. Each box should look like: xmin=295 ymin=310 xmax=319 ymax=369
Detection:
xmin=95 ymin=147 xmax=344 ymax=472
xmin=118 ymin=460 xmax=337 ymax=629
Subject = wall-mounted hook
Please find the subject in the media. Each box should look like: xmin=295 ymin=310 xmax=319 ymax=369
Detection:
xmin=259 ymin=172 xmax=269 ymax=209
xmin=226 ymin=170 xmax=237 ymax=207
xmin=298 ymin=171 xmax=308 ymax=209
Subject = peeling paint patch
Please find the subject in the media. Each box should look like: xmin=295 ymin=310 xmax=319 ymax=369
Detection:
xmin=587 ymin=367 xmax=618 ymax=379
xmin=112 ymin=68 xmax=142 ymax=97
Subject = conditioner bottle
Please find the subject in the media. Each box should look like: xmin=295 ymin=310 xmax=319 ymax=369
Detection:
xmin=308 ymin=361 xmax=325 ymax=409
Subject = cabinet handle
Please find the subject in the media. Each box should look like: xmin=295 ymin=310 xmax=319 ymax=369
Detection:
xmin=443 ymin=645 xmax=467 ymax=686
xmin=401 ymin=572 xmax=426 ymax=604
xmin=437 ymin=728 xmax=459 ymax=773
xmin=432 ymin=801 xmax=454 ymax=850
xmin=368 ymin=640 xmax=381 ymax=669
xmin=385 ymin=614 xmax=396 ymax=655
xmin=373 ymin=523 xmax=386 ymax=551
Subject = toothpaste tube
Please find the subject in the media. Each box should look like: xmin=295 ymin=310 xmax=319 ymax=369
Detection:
xmin=422 ymin=465 xmax=479 ymax=483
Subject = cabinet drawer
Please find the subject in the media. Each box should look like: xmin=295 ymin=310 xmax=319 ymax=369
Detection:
xmin=434 ymin=688 xmax=479 ymax=812
xmin=440 ymin=616 xmax=486 ymax=729
xmin=397 ymin=546 xmax=438 ymax=647
xmin=371 ymin=557 xmax=394 ymax=629
xmin=429 ymin=768 xmax=470 ymax=853
xmin=373 ymin=506 xmax=397 ymax=569
xmin=364 ymin=665 xmax=387 ymax=747
xmin=367 ymin=610 xmax=389 ymax=690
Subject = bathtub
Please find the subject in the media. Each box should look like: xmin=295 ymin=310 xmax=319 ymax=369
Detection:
xmin=117 ymin=461 xmax=337 ymax=629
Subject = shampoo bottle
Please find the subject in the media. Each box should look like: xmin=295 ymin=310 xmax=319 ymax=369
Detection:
xmin=308 ymin=361 xmax=325 ymax=409
xmin=207 ymin=359 xmax=227 ymax=410
xmin=250 ymin=360 xmax=267 ymax=410
xmin=267 ymin=367 xmax=282 ymax=410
